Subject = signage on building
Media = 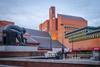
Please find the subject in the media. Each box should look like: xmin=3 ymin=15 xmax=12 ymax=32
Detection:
xmin=93 ymin=48 xmax=100 ymax=51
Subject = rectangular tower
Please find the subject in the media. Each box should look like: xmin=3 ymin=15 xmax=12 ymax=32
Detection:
xmin=49 ymin=6 xmax=57 ymax=40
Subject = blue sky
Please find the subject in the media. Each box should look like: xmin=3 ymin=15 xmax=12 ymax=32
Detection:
xmin=0 ymin=0 xmax=100 ymax=29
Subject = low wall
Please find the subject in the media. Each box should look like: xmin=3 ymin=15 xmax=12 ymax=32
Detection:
xmin=0 ymin=46 xmax=40 ymax=57
xmin=0 ymin=52 xmax=33 ymax=57
xmin=0 ymin=46 xmax=38 ymax=51
xmin=0 ymin=51 xmax=45 ymax=57
xmin=0 ymin=58 xmax=100 ymax=67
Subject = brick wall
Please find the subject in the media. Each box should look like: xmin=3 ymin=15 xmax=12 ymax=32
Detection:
xmin=0 ymin=21 xmax=14 ymax=27
xmin=39 ymin=20 xmax=49 ymax=32
xmin=57 ymin=14 xmax=87 ymax=47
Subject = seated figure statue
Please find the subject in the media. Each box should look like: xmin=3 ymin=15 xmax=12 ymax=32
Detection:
xmin=3 ymin=25 xmax=26 ymax=45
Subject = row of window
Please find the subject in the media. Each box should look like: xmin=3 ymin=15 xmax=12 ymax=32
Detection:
xmin=66 ymin=28 xmax=97 ymax=38
xmin=66 ymin=29 xmax=88 ymax=37
xmin=68 ymin=32 xmax=100 ymax=42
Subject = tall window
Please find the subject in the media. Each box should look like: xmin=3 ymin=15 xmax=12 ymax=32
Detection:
xmin=47 ymin=21 xmax=49 ymax=31
xmin=55 ymin=19 xmax=58 ymax=30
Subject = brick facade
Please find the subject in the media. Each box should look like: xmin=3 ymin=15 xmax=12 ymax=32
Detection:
xmin=0 ymin=21 xmax=14 ymax=27
xmin=39 ymin=6 xmax=90 ymax=51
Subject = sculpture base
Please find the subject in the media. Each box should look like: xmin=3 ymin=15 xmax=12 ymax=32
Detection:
xmin=0 ymin=45 xmax=40 ymax=57
xmin=0 ymin=45 xmax=38 ymax=51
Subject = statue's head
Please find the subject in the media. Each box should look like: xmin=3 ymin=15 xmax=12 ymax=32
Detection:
xmin=22 ymin=28 xmax=26 ymax=34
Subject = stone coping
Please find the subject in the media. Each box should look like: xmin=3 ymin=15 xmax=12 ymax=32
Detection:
xmin=0 ymin=58 xmax=100 ymax=65
xmin=0 ymin=46 xmax=38 ymax=51
xmin=0 ymin=64 xmax=21 ymax=67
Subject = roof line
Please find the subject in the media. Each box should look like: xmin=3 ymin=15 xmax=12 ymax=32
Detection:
xmin=31 ymin=36 xmax=51 ymax=39
xmin=57 ymin=13 xmax=87 ymax=21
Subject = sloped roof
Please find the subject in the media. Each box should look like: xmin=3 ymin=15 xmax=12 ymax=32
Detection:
xmin=26 ymin=28 xmax=51 ymax=49
xmin=26 ymin=28 xmax=50 ymax=37
xmin=57 ymin=14 xmax=86 ymax=20
xmin=31 ymin=36 xmax=51 ymax=49
xmin=26 ymin=37 xmax=39 ymax=44
xmin=51 ymin=40 xmax=62 ymax=48
xmin=26 ymin=28 xmax=62 ymax=50
xmin=38 ymin=40 xmax=62 ymax=50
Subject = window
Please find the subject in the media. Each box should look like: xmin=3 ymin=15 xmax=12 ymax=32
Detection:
xmin=55 ymin=19 xmax=58 ymax=30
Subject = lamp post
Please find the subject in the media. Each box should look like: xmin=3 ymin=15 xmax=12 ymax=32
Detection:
xmin=50 ymin=36 xmax=52 ymax=50
xmin=72 ymin=40 xmax=73 ymax=52
xmin=60 ymin=24 xmax=65 ymax=59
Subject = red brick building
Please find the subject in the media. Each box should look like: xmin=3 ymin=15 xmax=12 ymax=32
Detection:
xmin=0 ymin=20 xmax=14 ymax=27
xmin=39 ymin=6 xmax=88 ymax=50
xmin=39 ymin=6 xmax=100 ymax=57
